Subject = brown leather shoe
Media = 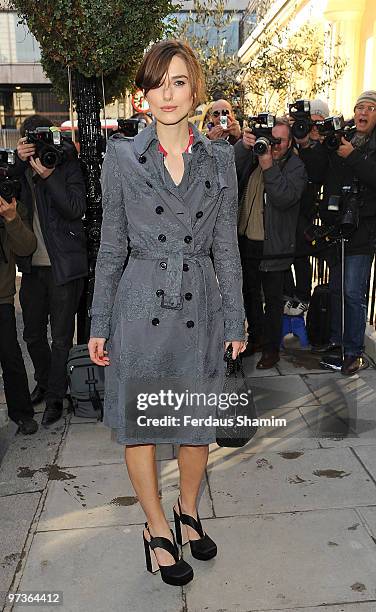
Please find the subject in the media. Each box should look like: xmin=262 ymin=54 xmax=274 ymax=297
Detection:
xmin=341 ymin=356 xmax=363 ymax=376
xmin=256 ymin=351 xmax=280 ymax=369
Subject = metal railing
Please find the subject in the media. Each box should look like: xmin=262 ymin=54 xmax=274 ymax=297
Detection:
xmin=311 ymin=252 xmax=376 ymax=328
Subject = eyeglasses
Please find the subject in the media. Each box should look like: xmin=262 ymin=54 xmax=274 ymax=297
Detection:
xmin=355 ymin=104 xmax=376 ymax=113
xmin=212 ymin=109 xmax=230 ymax=117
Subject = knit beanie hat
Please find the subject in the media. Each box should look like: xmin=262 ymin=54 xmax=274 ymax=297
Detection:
xmin=355 ymin=90 xmax=376 ymax=106
xmin=309 ymin=99 xmax=330 ymax=118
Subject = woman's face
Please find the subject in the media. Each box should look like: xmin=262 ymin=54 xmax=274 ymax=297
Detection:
xmin=145 ymin=55 xmax=194 ymax=126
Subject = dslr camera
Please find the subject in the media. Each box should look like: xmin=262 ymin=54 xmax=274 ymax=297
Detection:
xmin=117 ymin=118 xmax=147 ymax=139
xmin=25 ymin=127 xmax=65 ymax=169
xmin=0 ymin=148 xmax=21 ymax=204
xmin=317 ymin=115 xmax=356 ymax=151
xmin=306 ymin=178 xmax=361 ymax=247
xmin=289 ymin=100 xmax=316 ymax=139
xmin=248 ymin=113 xmax=281 ymax=156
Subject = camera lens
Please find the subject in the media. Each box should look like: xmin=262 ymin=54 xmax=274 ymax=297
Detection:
xmin=41 ymin=149 xmax=58 ymax=169
xmin=292 ymin=120 xmax=310 ymax=140
xmin=324 ymin=134 xmax=340 ymax=152
xmin=0 ymin=180 xmax=14 ymax=203
xmin=254 ymin=137 xmax=269 ymax=156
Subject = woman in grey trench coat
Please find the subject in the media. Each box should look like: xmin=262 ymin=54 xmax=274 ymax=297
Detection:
xmin=89 ymin=40 xmax=246 ymax=586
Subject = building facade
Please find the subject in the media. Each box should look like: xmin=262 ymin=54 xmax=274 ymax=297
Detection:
xmin=239 ymin=0 xmax=376 ymax=118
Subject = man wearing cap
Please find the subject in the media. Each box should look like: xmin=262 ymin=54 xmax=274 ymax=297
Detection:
xmin=320 ymin=90 xmax=376 ymax=375
xmin=284 ymin=99 xmax=330 ymax=316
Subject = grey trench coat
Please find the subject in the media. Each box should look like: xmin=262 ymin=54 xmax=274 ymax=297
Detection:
xmin=90 ymin=121 xmax=245 ymax=445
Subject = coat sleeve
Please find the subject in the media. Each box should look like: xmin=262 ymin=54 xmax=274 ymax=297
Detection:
xmin=43 ymin=159 xmax=86 ymax=221
xmin=5 ymin=201 xmax=36 ymax=257
xmin=263 ymin=156 xmax=307 ymax=210
xmin=344 ymin=148 xmax=376 ymax=191
xmin=212 ymin=144 xmax=246 ymax=342
xmin=90 ymin=140 xmax=129 ymax=339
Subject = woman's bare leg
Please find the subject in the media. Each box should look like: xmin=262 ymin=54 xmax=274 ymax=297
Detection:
xmin=176 ymin=444 xmax=209 ymax=540
xmin=125 ymin=444 xmax=175 ymax=565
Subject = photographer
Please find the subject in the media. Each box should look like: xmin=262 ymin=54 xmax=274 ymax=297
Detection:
xmin=206 ymin=99 xmax=242 ymax=145
xmin=12 ymin=115 xmax=87 ymax=427
xmin=285 ymin=99 xmax=329 ymax=315
xmin=0 ymin=194 xmax=38 ymax=434
xmin=235 ymin=117 xmax=307 ymax=368
xmin=319 ymin=91 xmax=376 ymax=375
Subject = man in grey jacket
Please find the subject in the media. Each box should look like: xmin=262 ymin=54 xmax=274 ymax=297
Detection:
xmin=235 ymin=118 xmax=307 ymax=368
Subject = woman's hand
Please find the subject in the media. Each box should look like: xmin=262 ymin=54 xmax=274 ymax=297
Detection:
xmin=225 ymin=340 xmax=247 ymax=360
xmin=88 ymin=337 xmax=110 ymax=366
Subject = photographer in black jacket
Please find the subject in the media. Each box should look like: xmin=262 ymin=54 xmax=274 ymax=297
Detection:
xmin=285 ymin=99 xmax=329 ymax=315
xmin=235 ymin=117 xmax=307 ymax=369
xmin=13 ymin=115 xmax=87 ymax=426
xmin=319 ymin=91 xmax=376 ymax=375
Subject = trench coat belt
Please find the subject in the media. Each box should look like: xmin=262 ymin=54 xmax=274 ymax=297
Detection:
xmin=129 ymin=248 xmax=211 ymax=312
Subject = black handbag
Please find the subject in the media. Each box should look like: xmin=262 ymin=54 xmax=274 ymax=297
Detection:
xmin=216 ymin=346 xmax=258 ymax=448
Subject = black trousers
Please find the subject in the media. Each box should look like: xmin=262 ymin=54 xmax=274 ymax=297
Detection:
xmin=239 ymin=237 xmax=285 ymax=352
xmin=19 ymin=267 xmax=84 ymax=402
xmin=0 ymin=304 xmax=34 ymax=423
xmin=284 ymin=215 xmax=313 ymax=303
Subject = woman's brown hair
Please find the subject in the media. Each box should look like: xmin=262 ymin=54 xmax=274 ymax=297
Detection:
xmin=135 ymin=40 xmax=206 ymax=108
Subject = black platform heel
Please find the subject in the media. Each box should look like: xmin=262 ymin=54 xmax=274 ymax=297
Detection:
xmin=142 ymin=523 xmax=194 ymax=586
xmin=173 ymin=498 xmax=217 ymax=561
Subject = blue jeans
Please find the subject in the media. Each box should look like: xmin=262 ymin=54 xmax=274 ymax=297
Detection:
xmin=329 ymin=254 xmax=373 ymax=357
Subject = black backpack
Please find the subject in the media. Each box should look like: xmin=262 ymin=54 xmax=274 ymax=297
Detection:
xmin=306 ymin=284 xmax=331 ymax=348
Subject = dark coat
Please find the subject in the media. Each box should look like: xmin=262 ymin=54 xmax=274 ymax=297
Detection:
xmin=10 ymin=148 xmax=88 ymax=285
xmin=320 ymin=128 xmax=376 ymax=255
xmin=234 ymin=140 xmax=307 ymax=271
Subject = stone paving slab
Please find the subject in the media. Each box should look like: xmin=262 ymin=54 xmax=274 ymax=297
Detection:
xmin=185 ymin=510 xmax=376 ymax=611
xmin=300 ymin=404 xmax=376 ymax=448
xmin=242 ymin=355 xmax=280 ymax=377
xmin=207 ymin=447 xmax=376 ymax=516
xmin=0 ymin=415 xmax=66 ymax=497
xmin=357 ymin=506 xmax=376 ymax=540
xmin=37 ymin=459 xmax=213 ymax=531
xmin=16 ymin=525 xmax=184 ymax=612
xmin=248 ymin=375 xmax=318 ymax=413
xmin=277 ymin=347 xmax=336 ymax=375
xmin=252 ymin=603 xmax=376 ymax=611
xmin=57 ymin=422 xmax=173 ymax=467
xmin=214 ymin=406 xmax=320 ymax=455
xmin=303 ymin=373 xmax=376 ymax=410
xmin=0 ymin=492 xmax=41 ymax=610
xmin=352 ymin=445 xmax=376 ymax=481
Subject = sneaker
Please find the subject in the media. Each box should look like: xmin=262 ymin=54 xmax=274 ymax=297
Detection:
xmin=288 ymin=301 xmax=309 ymax=316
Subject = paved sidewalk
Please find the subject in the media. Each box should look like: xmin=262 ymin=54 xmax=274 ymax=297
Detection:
xmin=1 ymin=324 xmax=376 ymax=610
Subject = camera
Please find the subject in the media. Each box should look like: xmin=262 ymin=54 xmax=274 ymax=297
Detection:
xmin=0 ymin=148 xmax=16 ymax=166
xmin=0 ymin=148 xmax=21 ymax=204
xmin=289 ymin=100 xmax=316 ymax=139
xmin=248 ymin=113 xmax=281 ymax=155
xmin=117 ymin=118 xmax=147 ymax=139
xmin=25 ymin=127 xmax=65 ymax=169
xmin=316 ymin=115 xmax=356 ymax=151
xmin=220 ymin=115 xmax=228 ymax=129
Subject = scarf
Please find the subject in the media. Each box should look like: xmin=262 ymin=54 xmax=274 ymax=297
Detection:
xmin=238 ymin=164 xmax=264 ymax=240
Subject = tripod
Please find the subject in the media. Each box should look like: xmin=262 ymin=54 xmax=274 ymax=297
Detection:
xmin=319 ymin=234 xmax=369 ymax=372
xmin=319 ymin=235 xmax=346 ymax=371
